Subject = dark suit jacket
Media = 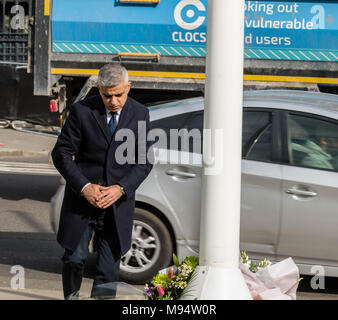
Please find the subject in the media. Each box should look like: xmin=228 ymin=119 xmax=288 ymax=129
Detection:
xmin=51 ymin=95 xmax=153 ymax=255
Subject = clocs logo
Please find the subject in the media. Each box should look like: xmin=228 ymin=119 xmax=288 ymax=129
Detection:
xmin=174 ymin=0 xmax=206 ymax=30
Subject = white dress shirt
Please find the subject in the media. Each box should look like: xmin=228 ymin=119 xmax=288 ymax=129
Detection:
xmin=106 ymin=108 xmax=121 ymax=125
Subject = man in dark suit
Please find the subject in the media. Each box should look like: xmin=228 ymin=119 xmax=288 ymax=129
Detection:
xmin=52 ymin=64 xmax=153 ymax=299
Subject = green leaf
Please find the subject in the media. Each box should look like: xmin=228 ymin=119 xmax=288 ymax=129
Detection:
xmin=249 ymin=261 xmax=258 ymax=273
xmin=183 ymin=256 xmax=199 ymax=269
xmin=152 ymin=273 xmax=171 ymax=289
xmin=241 ymin=251 xmax=249 ymax=264
xmin=173 ymin=253 xmax=180 ymax=267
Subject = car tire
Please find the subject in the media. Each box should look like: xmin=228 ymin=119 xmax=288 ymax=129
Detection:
xmin=119 ymin=208 xmax=174 ymax=284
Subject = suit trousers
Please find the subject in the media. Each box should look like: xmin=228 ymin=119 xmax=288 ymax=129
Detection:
xmin=61 ymin=216 xmax=121 ymax=299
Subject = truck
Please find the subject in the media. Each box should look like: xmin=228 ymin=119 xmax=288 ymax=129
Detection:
xmin=0 ymin=0 xmax=337 ymax=127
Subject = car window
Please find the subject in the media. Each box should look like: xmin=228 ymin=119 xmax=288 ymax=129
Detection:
xmin=150 ymin=112 xmax=198 ymax=151
xmin=185 ymin=112 xmax=203 ymax=153
xmin=242 ymin=111 xmax=272 ymax=161
xmin=184 ymin=111 xmax=273 ymax=157
xmin=288 ymin=114 xmax=338 ymax=171
xmin=151 ymin=112 xmax=191 ymax=131
xmin=246 ymin=124 xmax=273 ymax=162
xmin=151 ymin=110 xmax=273 ymax=156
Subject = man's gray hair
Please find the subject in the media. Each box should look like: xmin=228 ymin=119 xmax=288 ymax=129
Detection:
xmin=97 ymin=63 xmax=129 ymax=87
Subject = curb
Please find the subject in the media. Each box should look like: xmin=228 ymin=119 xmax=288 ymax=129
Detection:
xmin=0 ymin=148 xmax=50 ymax=158
xmin=0 ymin=287 xmax=62 ymax=300
xmin=0 ymin=149 xmax=24 ymax=157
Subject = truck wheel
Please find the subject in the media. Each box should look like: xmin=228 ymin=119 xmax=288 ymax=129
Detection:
xmin=119 ymin=208 xmax=173 ymax=284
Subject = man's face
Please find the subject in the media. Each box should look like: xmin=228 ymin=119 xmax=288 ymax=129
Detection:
xmin=98 ymin=81 xmax=131 ymax=113
xmin=321 ymin=137 xmax=338 ymax=157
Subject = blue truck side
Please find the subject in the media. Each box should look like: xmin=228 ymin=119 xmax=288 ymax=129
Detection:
xmin=0 ymin=0 xmax=337 ymax=124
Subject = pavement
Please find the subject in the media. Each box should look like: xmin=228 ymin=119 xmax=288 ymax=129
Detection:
xmin=0 ymin=278 xmax=93 ymax=300
xmin=0 ymin=127 xmax=58 ymax=161
xmin=0 ymin=127 xmax=61 ymax=300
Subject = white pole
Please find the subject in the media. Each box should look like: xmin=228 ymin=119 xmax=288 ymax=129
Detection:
xmin=181 ymin=0 xmax=252 ymax=300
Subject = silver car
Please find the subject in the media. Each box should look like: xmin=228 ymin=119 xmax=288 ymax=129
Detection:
xmin=50 ymin=89 xmax=338 ymax=284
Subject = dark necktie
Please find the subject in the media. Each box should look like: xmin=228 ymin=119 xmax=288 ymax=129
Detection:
xmin=108 ymin=112 xmax=118 ymax=136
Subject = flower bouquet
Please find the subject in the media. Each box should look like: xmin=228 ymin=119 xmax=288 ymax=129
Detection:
xmin=144 ymin=254 xmax=199 ymax=300
xmin=144 ymin=252 xmax=301 ymax=300
xmin=239 ymin=251 xmax=302 ymax=300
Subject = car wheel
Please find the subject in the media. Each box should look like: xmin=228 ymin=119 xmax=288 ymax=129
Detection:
xmin=119 ymin=208 xmax=174 ymax=284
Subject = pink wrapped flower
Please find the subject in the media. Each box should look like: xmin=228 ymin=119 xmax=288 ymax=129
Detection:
xmin=239 ymin=257 xmax=300 ymax=300
xmin=157 ymin=285 xmax=165 ymax=297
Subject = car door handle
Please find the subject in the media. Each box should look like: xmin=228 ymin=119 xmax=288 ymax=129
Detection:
xmin=165 ymin=170 xmax=196 ymax=178
xmin=285 ymin=188 xmax=317 ymax=197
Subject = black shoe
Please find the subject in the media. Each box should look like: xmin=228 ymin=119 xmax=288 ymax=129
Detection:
xmin=64 ymin=291 xmax=80 ymax=300
xmin=90 ymin=283 xmax=117 ymax=300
